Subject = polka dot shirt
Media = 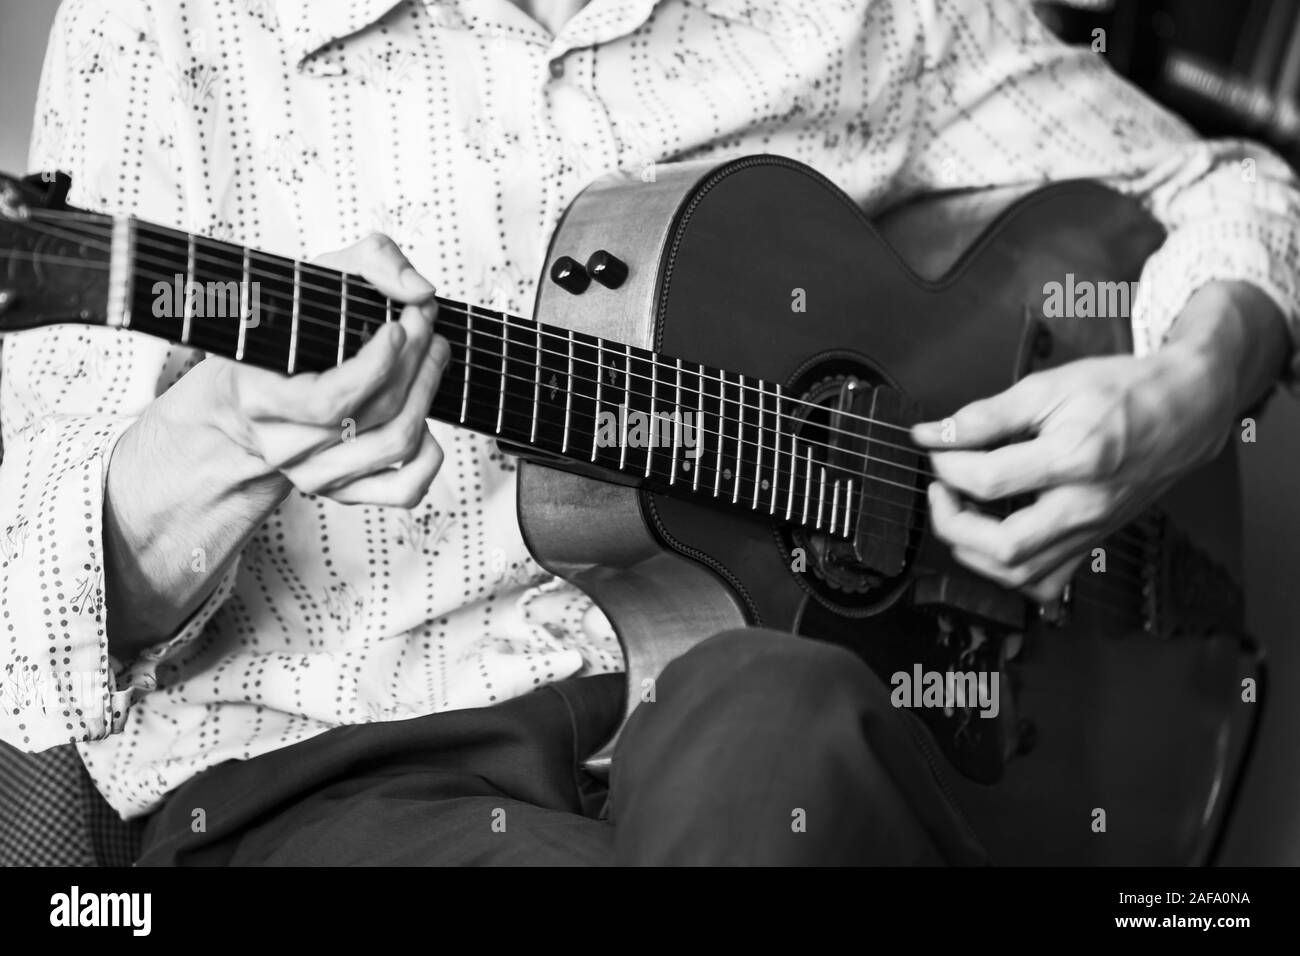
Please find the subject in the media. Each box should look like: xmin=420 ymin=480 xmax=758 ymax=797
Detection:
xmin=3 ymin=0 xmax=1299 ymax=817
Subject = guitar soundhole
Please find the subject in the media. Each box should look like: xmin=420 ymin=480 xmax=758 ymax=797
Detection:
xmin=779 ymin=359 xmax=926 ymax=615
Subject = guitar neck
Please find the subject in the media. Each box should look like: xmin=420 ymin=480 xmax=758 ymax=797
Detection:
xmin=107 ymin=216 xmax=865 ymax=538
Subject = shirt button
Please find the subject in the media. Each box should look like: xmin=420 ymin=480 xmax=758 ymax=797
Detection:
xmin=549 ymin=59 xmax=565 ymax=80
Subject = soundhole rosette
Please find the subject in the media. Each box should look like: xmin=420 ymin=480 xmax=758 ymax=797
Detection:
xmin=777 ymin=358 xmax=926 ymax=615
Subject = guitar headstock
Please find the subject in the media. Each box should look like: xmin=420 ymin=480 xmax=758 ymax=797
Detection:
xmin=0 ymin=171 xmax=113 ymax=334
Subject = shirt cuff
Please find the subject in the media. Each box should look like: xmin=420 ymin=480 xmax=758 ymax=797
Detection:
xmin=108 ymin=557 xmax=240 ymax=720
xmin=1131 ymin=228 xmax=1300 ymax=387
xmin=0 ymin=413 xmax=234 ymax=751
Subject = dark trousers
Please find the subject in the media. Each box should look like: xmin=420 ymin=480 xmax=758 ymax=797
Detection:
xmin=137 ymin=629 xmax=990 ymax=865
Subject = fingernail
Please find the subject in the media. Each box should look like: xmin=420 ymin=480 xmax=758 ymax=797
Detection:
xmin=401 ymin=266 xmax=436 ymax=299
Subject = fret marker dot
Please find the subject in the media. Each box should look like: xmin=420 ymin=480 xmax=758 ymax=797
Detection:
xmin=761 ymin=479 xmax=770 ymax=490
xmin=723 ymin=468 xmax=733 ymax=480
xmin=682 ymin=462 xmax=691 ymax=472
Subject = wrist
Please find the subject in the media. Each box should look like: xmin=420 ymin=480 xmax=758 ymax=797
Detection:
xmin=1160 ymin=281 xmax=1289 ymax=413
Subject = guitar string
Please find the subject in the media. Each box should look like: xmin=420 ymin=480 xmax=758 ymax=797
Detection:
xmin=19 ymin=196 xmax=1179 ymax=572
xmin=0 ymin=240 xmax=974 ymax=498
xmin=0 ymin=245 xmax=949 ymax=551
xmin=7 ymin=220 xmax=956 ymax=462
xmin=17 ymin=209 xmax=1178 ymax=570
xmin=1 ymin=227 xmax=1155 ymax=555
xmin=3 ymin=242 xmax=1157 ymax=604
xmin=0 ymin=238 xmax=935 ymax=508
xmin=0 ymin=253 xmax=1156 ymax=584
xmin=22 ymin=210 xmax=942 ymax=437
xmin=432 ymin=348 xmax=1152 ymax=576
xmin=21 ymin=211 xmax=1167 ymax=570
xmin=4 ymin=222 xmax=1160 ymax=566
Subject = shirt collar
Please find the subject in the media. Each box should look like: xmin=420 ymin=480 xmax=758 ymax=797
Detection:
xmin=275 ymin=0 xmax=664 ymax=66
xmin=276 ymin=0 xmax=409 ymax=66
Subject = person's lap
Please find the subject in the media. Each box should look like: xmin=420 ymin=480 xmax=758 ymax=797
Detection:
xmin=137 ymin=629 xmax=990 ymax=866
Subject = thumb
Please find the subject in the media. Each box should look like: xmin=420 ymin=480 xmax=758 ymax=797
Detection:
xmin=912 ymin=379 xmax=1045 ymax=449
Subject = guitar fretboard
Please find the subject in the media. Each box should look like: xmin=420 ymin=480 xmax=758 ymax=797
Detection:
xmin=107 ymin=216 xmax=924 ymax=542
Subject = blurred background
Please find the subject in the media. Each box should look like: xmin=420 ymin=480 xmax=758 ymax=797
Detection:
xmin=1 ymin=0 xmax=1298 ymax=864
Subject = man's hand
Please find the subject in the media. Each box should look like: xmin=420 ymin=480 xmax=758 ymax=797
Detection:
xmin=201 ymin=233 xmax=450 ymax=507
xmin=910 ymin=281 xmax=1289 ymax=602
xmin=104 ymin=233 xmax=447 ymax=655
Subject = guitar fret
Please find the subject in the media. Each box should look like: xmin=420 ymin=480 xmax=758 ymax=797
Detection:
xmin=770 ymin=384 xmax=783 ymax=515
xmin=591 ymin=339 xmax=604 ymax=463
xmin=562 ymin=330 xmax=574 ymax=454
xmin=646 ymin=357 xmax=658 ymax=478
xmin=287 ymin=260 xmax=301 ymax=374
xmin=618 ymin=345 xmax=631 ymax=472
xmin=785 ymin=435 xmax=797 ymax=521
xmin=107 ymin=216 xmax=135 ymax=330
xmin=842 ymin=480 xmax=854 ymax=538
xmin=495 ymin=315 xmax=508 ymax=434
xmin=713 ymin=370 xmax=725 ymax=499
xmin=181 ymin=233 xmax=195 ymax=345
xmin=530 ymin=323 xmax=541 ymax=445
xmin=752 ymin=383 xmax=764 ymax=510
xmin=694 ymin=363 xmax=705 ymax=493
xmin=235 ymin=247 xmax=250 ymax=362
xmin=802 ymin=447 xmax=813 ymax=525
xmin=733 ymin=375 xmax=745 ymax=505
xmin=817 ymin=467 xmax=827 ymax=529
xmin=830 ymin=478 xmax=841 ymax=534
xmin=460 ymin=307 xmax=473 ymax=424
xmin=337 ymin=274 xmax=348 ymax=365
xmin=670 ymin=359 xmax=682 ymax=486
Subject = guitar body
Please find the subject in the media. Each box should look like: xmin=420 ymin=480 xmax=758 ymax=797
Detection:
xmin=519 ymin=156 xmax=1259 ymax=865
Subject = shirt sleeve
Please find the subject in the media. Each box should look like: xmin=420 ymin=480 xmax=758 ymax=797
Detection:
xmin=878 ymin=0 xmax=1300 ymax=379
xmin=0 ymin=0 xmax=236 ymax=752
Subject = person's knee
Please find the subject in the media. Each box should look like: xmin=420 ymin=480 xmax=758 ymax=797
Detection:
xmin=661 ymin=627 xmax=876 ymax=718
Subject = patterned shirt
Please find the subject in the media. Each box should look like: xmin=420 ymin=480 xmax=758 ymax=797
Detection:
xmin=2 ymin=0 xmax=1299 ymax=818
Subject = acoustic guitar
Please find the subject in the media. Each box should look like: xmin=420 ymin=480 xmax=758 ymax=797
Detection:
xmin=0 ymin=155 xmax=1261 ymax=865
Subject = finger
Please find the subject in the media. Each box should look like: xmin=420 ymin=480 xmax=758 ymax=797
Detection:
xmin=984 ymin=484 xmax=1104 ymax=564
xmin=282 ymin=334 xmax=450 ymax=491
xmin=313 ymin=233 xmax=436 ymax=304
xmin=350 ymin=303 xmax=440 ymax=433
xmin=912 ymin=377 xmax=1052 ymax=449
xmin=929 ymin=434 xmax=1096 ymax=502
xmin=930 ymin=477 xmax=1112 ymax=570
xmin=241 ymin=318 xmax=408 ymax=428
xmin=952 ymin=528 xmax=1095 ymax=593
xmin=927 ymin=481 xmax=1009 ymax=560
xmin=241 ymin=419 xmax=344 ymax=471
xmin=1021 ymin=559 xmax=1084 ymax=604
xmin=328 ymin=425 xmax=445 ymax=509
